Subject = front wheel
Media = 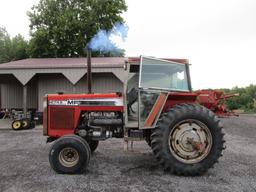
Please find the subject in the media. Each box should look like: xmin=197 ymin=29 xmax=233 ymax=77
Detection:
xmin=49 ymin=135 xmax=91 ymax=174
xmin=12 ymin=120 xmax=22 ymax=130
xmin=151 ymin=104 xmax=225 ymax=176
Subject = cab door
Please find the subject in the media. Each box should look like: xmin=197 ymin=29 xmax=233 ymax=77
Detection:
xmin=138 ymin=56 xmax=171 ymax=129
xmin=138 ymin=56 xmax=190 ymax=128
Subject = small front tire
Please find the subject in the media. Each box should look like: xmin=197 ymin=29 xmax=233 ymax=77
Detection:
xmin=49 ymin=135 xmax=91 ymax=174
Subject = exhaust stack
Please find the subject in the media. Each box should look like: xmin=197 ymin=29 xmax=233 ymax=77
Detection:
xmin=87 ymin=48 xmax=92 ymax=94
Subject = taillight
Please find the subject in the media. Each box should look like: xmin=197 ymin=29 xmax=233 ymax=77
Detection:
xmin=43 ymin=95 xmax=48 ymax=136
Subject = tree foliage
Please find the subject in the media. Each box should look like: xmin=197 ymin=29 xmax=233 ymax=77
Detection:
xmin=0 ymin=27 xmax=28 ymax=64
xmin=221 ymin=84 xmax=256 ymax=112
xmin=10 ymin=34 xmax=29 ymax=61
xmin=27 ymin=0 xmax=127 ymax=58
xmin=0 ymin=27 xmax=11 ymax=63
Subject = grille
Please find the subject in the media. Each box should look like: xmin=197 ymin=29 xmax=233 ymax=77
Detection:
xmin=50 ymin=107 xmax=74 ymax=130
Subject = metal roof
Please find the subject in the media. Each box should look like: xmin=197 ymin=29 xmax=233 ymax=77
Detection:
xmin=0 ymin=57 xmax=126 ymax=85
xmin=0 ymin=57 xmax=126 ymax=69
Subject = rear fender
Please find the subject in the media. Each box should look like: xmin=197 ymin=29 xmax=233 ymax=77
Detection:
xmin=163 ymin=92 xmax=198 ymax=110
xmin=141 ymin=92 xmax=197 ymax=129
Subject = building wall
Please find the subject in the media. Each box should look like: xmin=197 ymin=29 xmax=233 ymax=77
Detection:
xmin=27 ymin=77 xmax=38 ymax=109
xmin=1 ymin=83 xmax=23 ymax=109
xmin=72 ymin=73 xmax=123 ymax=93
xmin=38 ymin=73 xmax=74 ymax=111
xmin=0 ymin=72 xmax=123 ymax=111
xmin=38 ymin=73 xmax=123 ymax=111
xmin=0 ymin=75 xmax=38 ymax=109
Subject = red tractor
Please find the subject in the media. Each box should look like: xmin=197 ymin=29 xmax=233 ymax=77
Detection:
xmin=43 ymin=56 xmax=225 ymax=176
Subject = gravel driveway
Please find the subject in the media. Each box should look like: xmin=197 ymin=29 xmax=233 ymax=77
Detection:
xmin=0 ymin=114 xmax=256 ymax=192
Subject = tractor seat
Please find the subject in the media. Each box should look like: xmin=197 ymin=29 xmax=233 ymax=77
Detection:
xmin=127 ymin=88 xmax=138 ymax=108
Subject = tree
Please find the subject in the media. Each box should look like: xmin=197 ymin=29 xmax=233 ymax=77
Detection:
xmin=0 ymin=27 xmax=11 ymax=63
xmin=10 ymin=34 xmax=28 ymax=61
xmin=0 ymin=27 xmax=28 ymax=64
xmin=27 ymin=0 xmax=127 ymax=58
xmin=225 ymin=84 xmax=256 ymax=112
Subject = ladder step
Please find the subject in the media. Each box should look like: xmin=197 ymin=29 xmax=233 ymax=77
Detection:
xmin=128 ymin=129 xmax=143 ymax=138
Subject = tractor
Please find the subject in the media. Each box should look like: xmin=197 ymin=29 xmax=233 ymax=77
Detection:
xmin=43 ymin=56 xmax=225 ymax=176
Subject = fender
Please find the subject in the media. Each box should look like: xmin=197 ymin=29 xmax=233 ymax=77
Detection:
xmin=141 ymin=92 xmax=197 ymax=129
xmin=164 ymin=92 xmax=198 ymax=110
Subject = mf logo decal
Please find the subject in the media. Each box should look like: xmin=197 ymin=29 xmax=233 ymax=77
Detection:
xmin=49 ymin=100 xmax=79 ymax=106
xmin=48 ymin=98 xmax=123 ymax=106
xmin=67 ymin=100 xmax=80 ymax=105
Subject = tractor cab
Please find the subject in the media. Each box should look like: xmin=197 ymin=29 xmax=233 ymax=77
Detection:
xmin=124 ymin=56 xmax=192 ymax=129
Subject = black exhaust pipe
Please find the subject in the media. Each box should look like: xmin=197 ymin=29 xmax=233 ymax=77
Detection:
xmin=86 ymin=48 xmax=92 ymax=94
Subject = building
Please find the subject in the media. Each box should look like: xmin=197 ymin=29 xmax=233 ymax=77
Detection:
xmin=0 ymin=57 xmax=125 ymax=112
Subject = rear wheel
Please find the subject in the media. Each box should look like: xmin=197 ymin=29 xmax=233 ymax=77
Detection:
xmin=12 ymin=120 xmax=22 ymax=130
xmin=49 ymin=135 xmax=91 ymax=174
xmin=151 ymin=104 xmax=225 ymax=176
xmin=21 ymin=119 xmax=30 ymax=129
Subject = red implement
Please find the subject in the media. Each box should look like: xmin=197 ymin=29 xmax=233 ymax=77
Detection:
xmin=195 ymin=90 xmax=239 ymax=117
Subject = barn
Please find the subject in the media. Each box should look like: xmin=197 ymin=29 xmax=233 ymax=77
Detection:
xmin=0 ymin=57 xmax=125 ymax=113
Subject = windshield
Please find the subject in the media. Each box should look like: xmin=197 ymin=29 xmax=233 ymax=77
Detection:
xmin=139 ymin=57 xmax=189 ymax=91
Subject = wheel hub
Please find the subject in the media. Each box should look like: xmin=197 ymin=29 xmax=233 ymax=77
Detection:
xmin=169 ymin=120 xmax=212 ymax=164
xmin=59 ymin=147 xmax=79 ymax=167
xmin=179 ymin=130 xmax=200 ymax=152
xmin=13 ymin=121 xmax=21 ymax=129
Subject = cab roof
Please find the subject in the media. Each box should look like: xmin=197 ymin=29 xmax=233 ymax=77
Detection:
xmin=127 ymin=57 xmax=189 ymax=65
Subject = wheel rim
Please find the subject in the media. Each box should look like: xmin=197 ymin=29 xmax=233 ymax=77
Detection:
xmin=22 ymin=120 xmax=28 ymax=127
xmin=13 ymin=121 xmax=21 ymax=129
xmin=168 ymin=119 xmax=212 ymax=164
xmin=59 ymin=147 xmax=79 ymax=167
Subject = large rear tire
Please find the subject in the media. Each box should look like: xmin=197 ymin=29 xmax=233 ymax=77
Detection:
xmin=49 ymin=135 xmax=91 ymax=174
xmin=151 ymin=104 xmax=225 ymax=176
